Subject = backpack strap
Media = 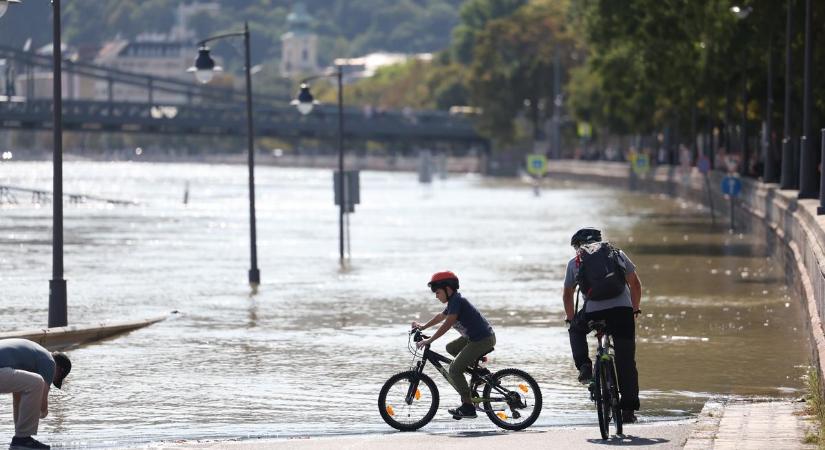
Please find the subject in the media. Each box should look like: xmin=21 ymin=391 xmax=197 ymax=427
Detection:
xmin=575 ymin=285 xmax=581 ymax=313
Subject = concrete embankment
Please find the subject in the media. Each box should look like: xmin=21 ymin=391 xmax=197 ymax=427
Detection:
xmin=0 ymin=312 xmax=176 ymax=350
xmin=548 ymin=160 xmax=825 ymax=400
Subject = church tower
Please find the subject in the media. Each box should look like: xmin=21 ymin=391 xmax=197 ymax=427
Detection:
xmin=280 ymin=3 xmax=319 ymax=78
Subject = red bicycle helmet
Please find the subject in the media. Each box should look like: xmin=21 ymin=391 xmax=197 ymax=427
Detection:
xmin=428 ymin=271 xmax=459 ymax=291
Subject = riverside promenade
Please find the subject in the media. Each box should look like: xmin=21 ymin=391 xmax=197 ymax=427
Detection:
xmin=163 ymin=159 xmax=825 ymax=450
xmin=168 ymin=400 xmax=812 ymax=449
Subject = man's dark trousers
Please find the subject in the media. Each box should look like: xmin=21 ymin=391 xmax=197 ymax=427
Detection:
xmin=568 ymin=305 xmax=640 ymax=411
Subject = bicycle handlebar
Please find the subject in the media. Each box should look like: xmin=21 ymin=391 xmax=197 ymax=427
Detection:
xmin=409 ymin=328 xmax=430 ymax=342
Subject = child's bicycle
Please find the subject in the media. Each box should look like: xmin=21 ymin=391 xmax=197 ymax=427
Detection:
xmin=588 ymin=319 xmax=622 ymax=439
xmin=378 ymin=328 xmax=542 ymax=431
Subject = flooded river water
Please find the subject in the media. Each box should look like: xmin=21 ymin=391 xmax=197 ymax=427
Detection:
xmin=0 ymin=162 xmax=811 ymax=446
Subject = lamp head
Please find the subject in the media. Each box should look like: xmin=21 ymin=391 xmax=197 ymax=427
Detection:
xmin=292 ymin=83 xmax=316 ymax=115
xmin=730 ymin=5 xmax=752 ymax=19
xmin=187 ymin=46 xmax=222 ymax=84
xmin=0 ymin=0 xmax=21 ymax=20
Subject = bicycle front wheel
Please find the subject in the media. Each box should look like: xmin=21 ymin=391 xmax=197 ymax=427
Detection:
xmin=482 ymin=368 xmax=542 ymax=431
xmin=378 ymin=371 xmax=439 ymax=431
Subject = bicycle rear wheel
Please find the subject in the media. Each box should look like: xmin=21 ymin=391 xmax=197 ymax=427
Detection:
xmin=481 ymin=368 xmax=542 ymax=431
xmin=607 ymin=360 xmax=623 ymax=435
xmin=378 ymin=371 xmax=439 ymax=431
xmin=594 ymin=363 xmax=609 ymax=439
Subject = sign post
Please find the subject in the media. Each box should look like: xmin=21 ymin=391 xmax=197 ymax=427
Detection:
xmin=526 ymin=154 xmax=548 ymax=196
xmin=721 ymin=175 xmax=742 ymax=231
xmin=697 ymin=156 xmax=715 ymax=225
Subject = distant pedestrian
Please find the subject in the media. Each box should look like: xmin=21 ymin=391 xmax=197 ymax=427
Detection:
xmin=0 ymin=339 xmax=71 ymax=449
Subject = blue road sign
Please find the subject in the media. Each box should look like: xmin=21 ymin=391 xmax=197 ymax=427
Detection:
xmin=721 ymin=176 xmax=742 ymax=197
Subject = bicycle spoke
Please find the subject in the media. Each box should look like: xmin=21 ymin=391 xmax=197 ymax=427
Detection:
xmin=379 ymin=371 xmax=439 ymax=431
xmin=482 ymin=369 xmax=542 ymax=430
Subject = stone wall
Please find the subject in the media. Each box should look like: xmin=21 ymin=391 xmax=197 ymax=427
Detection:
xmin=549 ymin=160 xmax=825 ymax=393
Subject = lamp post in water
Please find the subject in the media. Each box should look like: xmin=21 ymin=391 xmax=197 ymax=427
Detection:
xmin=189 ymin=22 xmax=260 ymax=286
xmin=0 ymin=0 xmax=68 ymax=326
xmin=291 ymin=65 xmax=348 ymax=263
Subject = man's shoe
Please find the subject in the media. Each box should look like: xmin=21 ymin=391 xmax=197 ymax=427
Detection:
xmin=577 ymin=363 xmax=593 ymax=384
xmin=450 ymin=403 xmax=478 ymax=419
xmin=10 ymin=436 xmax=50 ymax=450
xmin=621 ymin=410 xmax=638 ymax=424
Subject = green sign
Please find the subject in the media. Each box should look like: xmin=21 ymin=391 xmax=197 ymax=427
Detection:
xmin=577 ymin=122 xmax=592 ymax=139
xmin=632 ymin=154 xmax=650 ymax=175
xmin=526 ymin=154 xmax=548 ymax=176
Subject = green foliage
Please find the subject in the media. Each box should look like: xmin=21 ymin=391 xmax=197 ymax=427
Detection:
xmin=805 ymin=366 xmax=825 ymax=448
xmin=566 ymin=0 xmax=825 ymax=142
xmin=0 ymin=0 xmax=465 ymax=71
xmin=451 ymin=0 xmax=527 ymax=64
xmin=314 ymin=57 xmax=468 ymax=111
xmin=467 ymin=0 xmax=576 ymax=143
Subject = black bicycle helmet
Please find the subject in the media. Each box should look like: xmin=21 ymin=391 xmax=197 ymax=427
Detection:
xmin=570 ymin=227 xmax=602 ymax=247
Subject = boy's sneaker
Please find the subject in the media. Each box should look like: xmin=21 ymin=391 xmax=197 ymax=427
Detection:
xmin=448 ymin=403 xmax=478 ymax=419
xmin=621 ymin=410 xmax=638 ymax=424
xmin=577 ymin=363 xmax=593 ymax=384
xmin=10 ymin=436 xmax=50 ymax=449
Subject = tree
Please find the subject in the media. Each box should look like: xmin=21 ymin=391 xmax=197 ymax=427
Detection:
xmin=467 ymin=0 xmax=577 ymax=143
xmin=451 ymin=0 xmax=527 ymax=64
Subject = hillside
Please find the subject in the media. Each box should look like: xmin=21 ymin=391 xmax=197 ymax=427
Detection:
xmin=0 ymin=0 xmax=465 ymax=67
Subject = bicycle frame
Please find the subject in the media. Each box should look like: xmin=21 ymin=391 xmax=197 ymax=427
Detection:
xmin=589 ymin=320 xmax=622 ymax=437
xmin=406 ymin=332 xmax=510 ymax=408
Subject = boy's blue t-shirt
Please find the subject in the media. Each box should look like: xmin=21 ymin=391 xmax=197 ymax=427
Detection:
xmin=442 ymin=292 xmax=494 ymax=341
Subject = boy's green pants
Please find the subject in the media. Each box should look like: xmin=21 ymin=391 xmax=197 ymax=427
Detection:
xmin=445 ymin=334 xmax=496 ymax=401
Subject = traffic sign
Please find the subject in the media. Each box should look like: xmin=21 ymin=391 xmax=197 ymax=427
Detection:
xmin=632 ymin=154 xmax=650 ymax=176
xmin=526 ymin=154 xmax=548 ymax=177
xmin=721 ymin=176 xmax=742 ymax=197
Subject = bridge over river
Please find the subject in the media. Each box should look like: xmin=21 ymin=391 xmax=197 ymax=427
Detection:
xmin=0 ymin=44 xmax=486 ymax=149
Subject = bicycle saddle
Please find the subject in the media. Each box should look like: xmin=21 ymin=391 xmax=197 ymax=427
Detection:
xmin=476 ymin=348 xmax=494 ymax=364
xmin=587 ymin=320 xmax=608 ymax=332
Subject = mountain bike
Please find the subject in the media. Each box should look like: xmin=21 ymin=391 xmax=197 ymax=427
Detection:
xmin=378 ymin=329 xmax=542 ymax=431
xmin=588 ymin=319 xmax=622 ymax=439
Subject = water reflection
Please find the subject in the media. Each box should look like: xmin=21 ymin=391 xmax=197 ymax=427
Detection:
xmin=0 ymin=162 xmax=811 ymax=446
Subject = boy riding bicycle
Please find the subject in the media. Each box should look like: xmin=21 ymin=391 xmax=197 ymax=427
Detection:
xmin=412 ymin=271 xmax=496 ymax=419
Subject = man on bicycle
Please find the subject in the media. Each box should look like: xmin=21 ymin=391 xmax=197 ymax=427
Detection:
xmin=563 ymin=228 xmax=642 ymax=423
xmin=412 ymin=271 xmax=496 ymax=419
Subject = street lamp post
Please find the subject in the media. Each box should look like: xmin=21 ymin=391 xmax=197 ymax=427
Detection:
xmin=763 ymin=30 xmax=778 ymax=183
xmin=1 ymin=0 xmax=68 ymax=327
xmin=189 ymin=22 xmax=260 ymax=285
xmin=731 ymin=5 xmax=752 ymax=176
xmin=49 ymin=0 xmax=67 ymax=327
xmin=291 ymin=65 xmax=347 ymax=263
xmin=798 ymin=0 xmax=817 ymax=199
xmin=780 ymin=0 xmax=798 ymax=190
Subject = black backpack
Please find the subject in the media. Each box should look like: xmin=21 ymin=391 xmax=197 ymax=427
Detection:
xmin=576 ymin=242 xmax=627 ymax=301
